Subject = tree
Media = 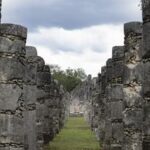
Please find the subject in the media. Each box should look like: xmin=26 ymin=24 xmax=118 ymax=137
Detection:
xmin=49 ymin=65 xmax=87 ymax=92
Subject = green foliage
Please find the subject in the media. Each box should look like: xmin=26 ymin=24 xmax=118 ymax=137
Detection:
xmin=49 ymin=65 xmax=87 ymax=92
xmin=45 ymin=117 xmax=100 ymax=150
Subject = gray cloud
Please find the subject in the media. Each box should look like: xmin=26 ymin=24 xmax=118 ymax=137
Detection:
xmin=2 ymin=0 xmax=141 ymax=31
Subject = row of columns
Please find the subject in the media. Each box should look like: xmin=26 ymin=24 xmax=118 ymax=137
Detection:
xmin=0 ymin=23 xmax=70 ymax=150
xmin=71 ymin=1 xmax=150 ymax=150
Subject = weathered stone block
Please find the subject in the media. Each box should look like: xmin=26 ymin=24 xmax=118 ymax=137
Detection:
xmin=123 ymin=132 xmax=142 ymax=150
xmin=0 ymin=84 xmax=23 ymax=111
xmin=25 ymin=62 xmax=37 ymax=84
xmin=124 ymin=22 xmax=142 ymax=37
xmin=111 ymin=85 xmax=123 ymax=101
xmin=123 ymin=109 xmax=143 ymax=129
xmin=24 ymin=85 xmax=36 ymax=106
xmin=105 ymin=120 xmax=112 ymax=140
xmin=142 ymin=0 xmax=150 ymax=23
xmin=106 ymin=59 xmax=112 ymax=82
xmin=26 ymin=46 xmax=37 ymax=57
xmin=112 ymin=61 xmax=124 ymax=81
xmin=36 ymin=57 xmax=45 ymax=72
xmin=111 ymin=101 xmax=123 ymax=120
xmin=37 ymin=73 xmax=51 ymax=87
xmin=0 ymin=114 xmax=24 ymax=144
xmin=101 ymin=66 xmax=107 ymax=93
xmin=123 ymin=87 xmax=143 ymax=108
xmin=0 ymin=37 xmax=25 ymax=54
xmin=0 ymin=58 xmax=25 ymax=82
xmin=112 ymin=46 xmax=124 ymax=60
xmin=0 ymin=24 xmax=27 ymax=40
xmin=142 ymin=22 xmax=150 ymax=58
xmin=24 ymin=111 xmax=36 ymax=150
xmin=105 ymin=102 xmax=111 ymax=118
xmin=112 ymin=123 xmax=123 ymax=143
xmin=124 ymin=21 xmax=142 ymax=62
xmin=123 ymin=63 xmax=143 ymax=85
xmin=143 ymin=61 xmax=150 ymax=97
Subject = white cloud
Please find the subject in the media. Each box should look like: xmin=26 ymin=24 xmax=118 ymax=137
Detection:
xmin=27 ymin=24 xmax=124 ymax=76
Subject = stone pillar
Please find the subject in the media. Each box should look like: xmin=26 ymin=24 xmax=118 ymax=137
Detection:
xmin=48 ymin=78 xmax=56 ymax=141
xmin=36 ymin=56 xmax=45 ymax=150
xmin=59 ymin=85 xmax=65 ymax=130
xmin=53 ymin=80 xmax=61 ymax=135
xmin=49 ymin=79 xmax=60 ymax=140
xmin=102 ymin=60 xmax=112 ymax=150
xmin=101 ymin=66 xmax=111 ymax=150
xmin=111 ymin=46 xmax=124 ymax=150
xmin=142 ymin=1 xmax=150 ymax=149
xmin=24 ymin=46 xmax=38 ymax=150
xmin=0 ymin=24 xmax=27 ymax=150
xmin=42 ymin=65 xmax=51 ymax=144
xmin=91 ymin=77 xmax=100 ymax=140
xmin=123 ymin=22 xmax=143 ymax=150
xmin=98 ymin=73 xmax=106 ymax=144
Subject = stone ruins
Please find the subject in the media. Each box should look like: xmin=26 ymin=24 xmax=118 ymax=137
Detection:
xmin=0 ymin=0 xmax=150 ymax=150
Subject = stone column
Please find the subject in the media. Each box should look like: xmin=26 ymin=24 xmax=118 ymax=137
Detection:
xmin=98 ymin=73 xmax=106 ymax=144
xmin=103 ymin=60 xmax=112 ymax=150
xmin=123 ymin=22 xmax=143 ymax=150
xmin=101 ymin=66 xmax=111 ymax=150
xmin=142 ymin=1 xmax=150 ymax=149
xmin=53 ymin=80 xmax=61 ymax=135
xmin=48 ymin=78 xmax=56 ymax=141
xmin=0 ymin=24 xmax=27 ymax=150
xmin=42 ymin=65 xmax=51 ymax=144
xmin=111 ymin=46 xmax=124 ymax=150
xmin=24 ymin=46 xmax=38 ymax=150
xmin=49 ymin=79 xmax=60 ymax=140
xmin=91 ymin=77 xmax=100 ymax=140
xmin=59 ymin=85 xmax=65 ymax=130
xmin=36 ymin=56 xmax=45 ymax=150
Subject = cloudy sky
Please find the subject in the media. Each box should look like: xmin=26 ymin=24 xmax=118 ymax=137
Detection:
xmin=2 ymin=0 xmax=142 ymax=76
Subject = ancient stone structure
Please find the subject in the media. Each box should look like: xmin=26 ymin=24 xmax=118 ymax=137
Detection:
xmin=0 ymin=24 xmax=27 ymax=150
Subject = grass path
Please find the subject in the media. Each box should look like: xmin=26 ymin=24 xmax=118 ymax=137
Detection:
xmin=45 ymin=117 xmax=100 ymax=150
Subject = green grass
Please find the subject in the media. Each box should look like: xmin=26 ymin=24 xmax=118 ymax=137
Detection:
xmin=45 ymin=117 xmax=100 ymax=150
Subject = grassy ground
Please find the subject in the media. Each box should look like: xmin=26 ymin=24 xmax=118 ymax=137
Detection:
xmin=45 ymin=117 xmax=100 ymax=150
